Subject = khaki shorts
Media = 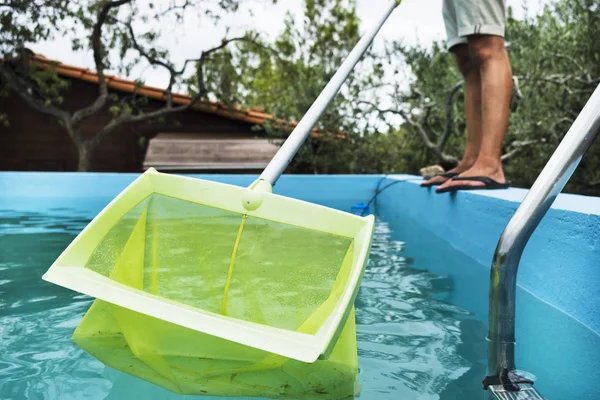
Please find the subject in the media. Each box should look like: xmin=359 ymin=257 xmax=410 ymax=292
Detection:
xmin=443 ymin=0 xmax=506 ymax=50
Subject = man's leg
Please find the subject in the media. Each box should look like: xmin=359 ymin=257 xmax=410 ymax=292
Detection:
xmin=421 ymin=44 xmax=482 ymax=186
xmin=437 ymin=34 xmax=512 ymax=191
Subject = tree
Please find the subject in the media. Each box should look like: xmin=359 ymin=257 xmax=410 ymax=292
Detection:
xmin=502 ymin=0 xmax=600 ymax=194
xmin=201 ymin=0 xmax=388 ymax=174
xmin=0 ymin=0 xmax=275 ymax=171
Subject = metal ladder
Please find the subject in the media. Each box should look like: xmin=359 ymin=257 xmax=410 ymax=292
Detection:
xmin=483 ymin=84 xmax=600 ymax=399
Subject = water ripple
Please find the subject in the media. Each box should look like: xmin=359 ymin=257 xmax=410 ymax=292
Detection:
xmin=0 ymin=210 xmax=480 ymax=400
xmin=354 ymin=218 xmax=476 ymax=398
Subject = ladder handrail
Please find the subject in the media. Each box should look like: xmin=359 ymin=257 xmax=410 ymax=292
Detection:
xmin=486 ymin=83 xmax=600 ymax=383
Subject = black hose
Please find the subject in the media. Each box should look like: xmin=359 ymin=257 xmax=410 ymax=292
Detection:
xmin=360 ymin=175 xmax=422 ymax=216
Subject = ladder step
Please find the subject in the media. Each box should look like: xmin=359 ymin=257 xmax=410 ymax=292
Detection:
xmin=489 ymin=384 xmax=544 ymax=400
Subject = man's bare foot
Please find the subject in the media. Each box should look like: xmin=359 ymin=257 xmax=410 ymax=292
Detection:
xmin=420 ymin=161 xmax=474 ymax=187
xmin=436 ymin=160 xmax=507 ymax=192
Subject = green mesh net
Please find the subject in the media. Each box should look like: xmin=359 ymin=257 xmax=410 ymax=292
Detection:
xmin=73 ymin=193 xmax=361 ymax=398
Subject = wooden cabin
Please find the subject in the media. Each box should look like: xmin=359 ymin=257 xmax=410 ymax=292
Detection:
xmin=0 ymin=54 xmax=295 ymax=173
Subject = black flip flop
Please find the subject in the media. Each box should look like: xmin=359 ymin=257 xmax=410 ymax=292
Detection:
xmin=436 ymin=176 xmax=511 ymax=193
xmin=421 ymin=172 xmax=459 ymax=187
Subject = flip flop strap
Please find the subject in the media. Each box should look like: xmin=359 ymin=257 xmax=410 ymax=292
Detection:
xmin=451 ymin=176 xmax=494 ymax=184
xmin=451 ymin=176 xmax=508 ymax=185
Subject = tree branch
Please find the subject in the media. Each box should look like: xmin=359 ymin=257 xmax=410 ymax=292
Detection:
xmin=439 ymin=81 xmax=463 ymax=151
xmin=126 ymin=22 xmax=178 ymax=107
xmin=358 ymin=99 xmax=459 ymax=164
xmin=91 ymin=35 xmax=269 ymax=145
xmin=575 ymin=76 xmax=600 ymax=86
xmin=71 ymin=0 xmax=133 ymax=125
xmin=549 ymin=116 xmax=574 ymax=135
xmin=501 ymin=140 xmax=537 ymax=161
xmin=155 ymin=0 xmax=193 ymax=19
xmin=512 ymin=75 xmax=523 ymax=99
xmin=587 ymin=177 xmax=600 ymax=187
xmin=550 ymin=52 xmax=588 ymax=76
xmin=195 ymin=34 xmax=268 ymax=97
xmin=399 ymin=109 xmax=459 ymax=164
xmin=422 ymin=103 xmax=436 ymax=137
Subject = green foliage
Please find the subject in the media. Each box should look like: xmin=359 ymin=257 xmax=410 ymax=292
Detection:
xmin=0 ymin=0 xmax=77 ymax=56
xmin=0 ymin=1 xmax=79 ymax=123
xmin=502 ymin=0 xmax=600 ymax=194
xmin=203 ymin=0 xmax=392 ymax=173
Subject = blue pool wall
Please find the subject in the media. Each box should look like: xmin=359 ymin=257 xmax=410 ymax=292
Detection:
xmin=1 ymin=171 xmax=599 ymax=333
xmin=1 ymin=171 xmax=599 ymax=336
xmin=374 ymin=174 xmax=600 ymax=336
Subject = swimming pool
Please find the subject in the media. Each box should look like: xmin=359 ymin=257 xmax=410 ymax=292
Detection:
xmin=1 ymin=173 xmax=599 ymax=399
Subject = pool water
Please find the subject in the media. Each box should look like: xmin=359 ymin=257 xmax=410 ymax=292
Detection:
xmin=1 ymin=202 xmax=599 ymax=399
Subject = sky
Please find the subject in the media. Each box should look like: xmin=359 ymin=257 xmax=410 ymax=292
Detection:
xmin=29 ymin=0 xmax=546 ymax=91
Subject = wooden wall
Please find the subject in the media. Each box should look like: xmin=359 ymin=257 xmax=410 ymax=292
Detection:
xmin=0 ymin=78 xmax=264 ymax=172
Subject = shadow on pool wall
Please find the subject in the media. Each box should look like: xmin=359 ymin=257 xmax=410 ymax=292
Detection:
xmin=375 ymin=175 xmax=600 ymax=400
